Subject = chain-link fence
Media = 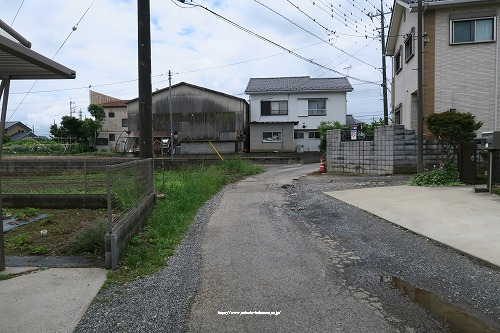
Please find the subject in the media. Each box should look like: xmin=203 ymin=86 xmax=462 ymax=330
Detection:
xmin=105 ymin=158 xmax=155 ymax=269
xmin=105 ymin=158 xmax=154 ymax=232
xmin=1 ymin=160 xmax=108 ymax=194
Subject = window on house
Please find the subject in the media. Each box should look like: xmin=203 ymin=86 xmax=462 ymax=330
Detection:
xmin=109 ymin=112 xmax=115 ymax=118
xmin=109 ymin=134 xmax=116 ymax=142
xmin=308 ymin=99 xmax=327 ymax=116
xmin=96 ymin=138 xmax=108 ymax=145
xmin=395 ymin=48 xmax=402 ymax=74
xmin=294 ymin=131 xmax=304 ymax=139
xmin=308 ymin=131 xmax=321 ymax=139
xmin=394 ymin=104 xmax=402 ymax=124
xmin=261 ymin=101 xmax=288 ymax=116
xmin=404 ymin=30 xmax=414 ymax=62
xmin=451 ymin=17 xmax=495 ymax=44
xmin=262 ymin=131 xmax=282 ymax=142
xmin=122 ymin=119 xmax=129 ymax=127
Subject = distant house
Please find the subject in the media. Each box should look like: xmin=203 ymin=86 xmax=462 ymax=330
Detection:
xmin=90 ymin=91 xmax=129 ymax=152
xmin=244 ymin=76 xmax=353 ymax=152
xmin=386 ymin=0 xmax=500 ymax=133
xmin=4 ymin=121 xmax=36 ymax=141
xmin=127 ymin=82 xmax=249 ymax=154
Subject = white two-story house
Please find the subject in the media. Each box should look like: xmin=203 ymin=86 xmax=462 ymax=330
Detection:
xmin=386 ymin=0 xmax=500 ymax=133
xmin=244 ymin=76 xmax=353 ymax=152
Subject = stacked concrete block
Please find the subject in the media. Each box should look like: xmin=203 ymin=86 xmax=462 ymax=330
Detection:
xmin=326 ymin=125 xmax=444 ymax=175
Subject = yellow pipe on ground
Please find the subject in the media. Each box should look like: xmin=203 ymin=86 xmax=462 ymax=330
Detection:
xmin=209 ymin=141 xmax=224 ymax=160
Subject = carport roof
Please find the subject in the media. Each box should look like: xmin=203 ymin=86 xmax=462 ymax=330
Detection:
xmin=0 ymin=31 xmax=76 ymax=80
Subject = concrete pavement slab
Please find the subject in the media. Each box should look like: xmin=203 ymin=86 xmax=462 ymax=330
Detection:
xmin=0 ymin=267 xmax=106 ymax=333
xmin=325 ymin=185 xmax=500 ymax=268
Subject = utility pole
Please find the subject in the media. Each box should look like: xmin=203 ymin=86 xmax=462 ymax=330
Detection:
xmin=70 ymin=99 xmax=76 ymax=117
xmin=380 ymin=0 xmax=389 ymax=125
xmin=138 ymin=0 xmax=153 ymax=159
xmin=417 ymin=0 xmax=424 ymax=173
xmin=369 ymin=1 xmax=390 ymax=125
xmin=168 ymin=70 xmax=174 ymax=162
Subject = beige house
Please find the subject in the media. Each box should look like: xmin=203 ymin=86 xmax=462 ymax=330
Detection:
xmin=4 ymin=121 xmax=34 ymax=141
xmin=386 ymin=0 xmax=500 ymax=133
xmin=90 ymin=91 xmax=129 ymax=152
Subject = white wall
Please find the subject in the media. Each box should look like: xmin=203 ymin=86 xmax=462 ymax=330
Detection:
xmin=392 ymin=7 xmax=418 ymax=130
xmin=249 ymin=91 xmax=347 ymax=127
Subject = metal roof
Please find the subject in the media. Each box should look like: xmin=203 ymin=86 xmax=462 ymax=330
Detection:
xmin=0 ymin=32 xmax=76 ymax=80
xmin=245 ymin=76 xmax=353 ymax=94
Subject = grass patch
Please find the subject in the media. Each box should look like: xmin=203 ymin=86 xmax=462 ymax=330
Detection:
xmin=3 ymin=209 xmax=107 ymax=256
xmin=66 ymin=219 xmax=107 ymax=255
xmin=408 ymin=164 xmax=463 ymax=186
xmin=104 ymin=158 xmax=263 ymax=286
xmin=493 ymin=187 xmax=500 ymax=196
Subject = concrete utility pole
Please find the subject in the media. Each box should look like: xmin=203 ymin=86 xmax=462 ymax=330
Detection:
xmin=138 ymin=0 xmax=153 ymax=159
xmin=380 ymin=0 xmax=389 ymax=125
xmin=168 ymin=70 xmax=174 ymax=161
xmin=417 ymin=0 xmax=424 ymax=173
xmin=369 ymin=1 xmax=390 ymax=125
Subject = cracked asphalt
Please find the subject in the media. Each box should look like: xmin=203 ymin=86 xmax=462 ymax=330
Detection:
xmin=75 ymin=163 xmax=500 ymax=332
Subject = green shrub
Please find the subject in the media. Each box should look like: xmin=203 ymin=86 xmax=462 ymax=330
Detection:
xmin=409 ymin=164 xmax=462 ymax=186
xmin=67 ymin=219 xmax=107 ymax=255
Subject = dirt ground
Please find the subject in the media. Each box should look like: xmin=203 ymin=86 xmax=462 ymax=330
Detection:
xmin=3 ymin=208 xmax=107 ymax=256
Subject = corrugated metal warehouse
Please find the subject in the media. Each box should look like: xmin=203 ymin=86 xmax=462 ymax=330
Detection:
xmin=127 ymin=82 xmax=249 ymax=154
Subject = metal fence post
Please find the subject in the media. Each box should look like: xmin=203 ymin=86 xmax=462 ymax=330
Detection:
xmin=135 ymin=162 xmax=139 ymax=207
xmin=111 ymin=233 xmax=117 ymax=270
xmin=150 ymin=158 xmax=154 ymax=195
xmin=84 ymin=160 xmax=88 ymax=194
xmin=106 ymin=165 xmax=113 ymax=234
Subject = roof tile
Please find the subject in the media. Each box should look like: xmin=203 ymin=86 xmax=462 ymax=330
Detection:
xmin=245 ymin=76 xmax=353 ymax=93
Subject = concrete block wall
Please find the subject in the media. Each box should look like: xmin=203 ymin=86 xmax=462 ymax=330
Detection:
xmin=326 ymin=125 xmax=442 ymax=175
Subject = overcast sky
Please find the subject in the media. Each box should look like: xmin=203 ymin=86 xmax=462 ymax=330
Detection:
xmin=2 ymin=0 xmax=393 ymax=137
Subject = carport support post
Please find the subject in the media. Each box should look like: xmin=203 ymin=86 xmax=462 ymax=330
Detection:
xmin=0 ymin=78 xmax=11 ymax=271
xmin=489 ymin=150 xmax=494 ymax=194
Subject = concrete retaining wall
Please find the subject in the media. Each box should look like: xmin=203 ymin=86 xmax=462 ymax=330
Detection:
xmin=3 ymin=194 xmax=107 ymax=209
xmin=180 ymin=141 xmax=236 ymax=154
xmin=105 ymin=193 xmax=155 ymax=269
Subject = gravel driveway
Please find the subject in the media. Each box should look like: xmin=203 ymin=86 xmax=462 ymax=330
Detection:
xmin=75 ymin=164 xmax=500 ymax=332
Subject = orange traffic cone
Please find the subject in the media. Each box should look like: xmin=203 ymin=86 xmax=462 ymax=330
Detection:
xmin=319 ymin=157 xmax=326 ymax=173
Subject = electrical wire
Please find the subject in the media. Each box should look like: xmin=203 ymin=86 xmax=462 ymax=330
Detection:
xmin=8 ymin=0 xmax=97 ymax=121
xmin=10 ymin=0 xmax=25 ymax=26
xmin=254 ymin=0 xmax=378 ymax=70
xmin=183 ymin=1 xmax=379 ymax=85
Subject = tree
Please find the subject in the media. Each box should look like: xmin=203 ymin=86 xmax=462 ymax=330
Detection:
xmin=81 ymin=104 xmax=106 ymax=150
xmin=426 ymin=111 xmax=483 ymax=164
xmin=317 ymin=121 xmax=343 ymax=152
xmin=82 ymin=104 xmax=106 ymax=147
xmin=50 ymin=116 xmax=84 ymax=141
xmin=361 ymin=118 xmax=385 ymax=140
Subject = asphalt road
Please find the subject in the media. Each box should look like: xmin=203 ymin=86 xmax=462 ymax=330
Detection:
xmin=75 ymin=164 xmax=500 ymax=332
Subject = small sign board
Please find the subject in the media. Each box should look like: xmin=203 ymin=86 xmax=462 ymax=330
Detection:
xmin=351 ymin=129 xmax=357 ymax=141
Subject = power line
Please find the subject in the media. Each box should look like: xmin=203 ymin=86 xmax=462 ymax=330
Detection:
xmin=254 ymin=0 xmax=378 ymax=70
xmin=11 ymin=42 xmax=323 ymax=96
xmin=8 ymin=0 xmax=97 ymax=121
xmin=309 ymin=0 xmax=377 ymax=36
xmin=182 ymin=1 xmax=379 ymax=85
xmin=10 ymin=0 xmax=25 ymax=26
